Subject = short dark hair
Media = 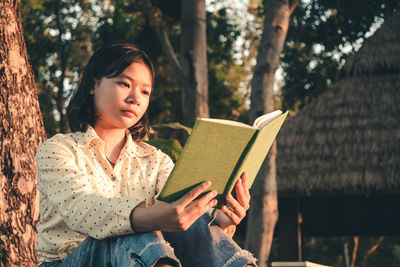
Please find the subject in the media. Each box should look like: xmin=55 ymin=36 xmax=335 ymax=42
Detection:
xmin=67 ymin=42 xmax=155 ymax=142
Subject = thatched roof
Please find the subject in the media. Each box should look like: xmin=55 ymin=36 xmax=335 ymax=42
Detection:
xmin=342 ymin=12 xmax=400 ymax=77
xmin=277 ymin=11 xmax=400 ymax=196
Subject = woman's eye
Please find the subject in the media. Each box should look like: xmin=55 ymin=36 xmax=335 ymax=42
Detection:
xmin=142 ymin=90 xmax=150 ymax=96
xmin=118 ymin=81 xmax=130 ymax=88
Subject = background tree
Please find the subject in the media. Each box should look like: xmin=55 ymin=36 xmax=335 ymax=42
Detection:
xmin=245 ymin=0 xmax=298 ymax=266
xmin=0 ymin=0 xmax=46 ymax=265
xmin=280 ymin=0 xmax=399 ymax=112
xmin=23 ymin=0 xmax=248 ymax=134
xmin=21 ymin=0 xmax=95 ymax=135
xmin=141 ymin=0 xmax=209 ymax=126
xmin=205 ymin=5 xmax=248 ymax=121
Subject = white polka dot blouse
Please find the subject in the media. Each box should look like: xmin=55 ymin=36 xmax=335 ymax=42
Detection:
xmin=35 ymin=126 xmax=174 ymax=263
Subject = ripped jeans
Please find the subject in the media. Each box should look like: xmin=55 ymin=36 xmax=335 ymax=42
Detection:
xmin=39 ymin=214 xmax=257 ymax=267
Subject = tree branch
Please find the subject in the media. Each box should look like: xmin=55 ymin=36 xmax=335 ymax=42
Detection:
xmin=350 ymin=236 xmax=359 ymax=267
xmin=140 ymin=0 xmax=184 ymax=83
xmin=289 ymin=0 xmax=300 ymax=15
xmin=362 ymin=236 xmax=384 ymax=263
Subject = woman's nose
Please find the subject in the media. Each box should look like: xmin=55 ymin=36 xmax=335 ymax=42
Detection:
xmin=126 ymin=88 xmax=139 ymax=104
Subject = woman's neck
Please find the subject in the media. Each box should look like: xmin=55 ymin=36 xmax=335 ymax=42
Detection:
xmin=93 ymin=126 xmax=126 ymax=163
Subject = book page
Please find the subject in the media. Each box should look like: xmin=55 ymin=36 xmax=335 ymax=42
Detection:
xmin=221 ymin=111 xmax=289 ymax=198
xmin=253 ymin=110 xmax=282 ymax=130
xmin=199 ymin=118 xmax=254 ymax=128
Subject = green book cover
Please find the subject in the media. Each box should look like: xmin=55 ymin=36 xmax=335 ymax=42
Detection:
xmin=157 ymin=111 xmax=288 ymax=207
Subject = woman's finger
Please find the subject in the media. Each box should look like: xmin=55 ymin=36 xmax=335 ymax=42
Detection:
xmin=176 ymin=181 xmax=212 ymax=207
xmin=221 ymin=204 xmax=241 ymax=225
xmin=225 ymin=193 xmax=246 ymax=219
xmin=235 ymin=178 xmax=248 ymax=209
xmin=241 ymin=172 xmax=251 ymax=199
xmin=185 ymin=189 xmax=218 ymax=215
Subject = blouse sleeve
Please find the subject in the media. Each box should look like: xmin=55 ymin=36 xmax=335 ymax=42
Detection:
xmin=154 ymin=151 xmax=175 ymax=200
xmin=36 ymin=135 xmax=144 ymax=239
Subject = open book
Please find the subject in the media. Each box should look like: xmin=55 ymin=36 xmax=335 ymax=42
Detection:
xmin=157 ymin=110 xmax=288 ymax=207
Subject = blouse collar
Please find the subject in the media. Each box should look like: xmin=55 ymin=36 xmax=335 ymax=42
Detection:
xmin=76 ymin=126 xmax=153 ymax=157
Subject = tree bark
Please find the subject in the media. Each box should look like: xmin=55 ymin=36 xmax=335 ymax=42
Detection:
xmin=0 ymin=1 xmax=46 ymax=265
xmin=180 ymin=0 xmax=209 ymax=125
xmin=245 ymin=0 xmax=298 ymax=266
xmin=141 ymin=0 xmax=209 ymax=126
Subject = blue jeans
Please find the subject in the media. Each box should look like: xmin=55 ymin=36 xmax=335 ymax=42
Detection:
xmin=40 ymin=214 xmax=257 ymax=267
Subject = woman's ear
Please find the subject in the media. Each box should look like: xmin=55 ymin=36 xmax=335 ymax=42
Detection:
xmin=90 ymin=78 xmax=99 ymax=95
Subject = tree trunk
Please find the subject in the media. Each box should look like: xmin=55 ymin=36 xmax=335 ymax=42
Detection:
xmin=180 ymin=0 xmax=209 ymax=125
xmin=245 ymin=0 xmax=298 ymax=266
xmin=344 ymin=239 xmax=350 ymax=267
xmin=350 ymin=236 xmax=359 ymax=267
xmin=141 ymin=0 xmax=209 ymax=126
xmin=0 ymin=1 xmax=46 ymax=265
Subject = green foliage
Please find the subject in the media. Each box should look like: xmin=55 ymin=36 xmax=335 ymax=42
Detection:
xmin=37 ymin=85 xmax=58 ymax=137
xmin=92 ymin=0 xmax=145 ymax=49
xmin=207 ymin=8 xmax=248 ymax=121
xmin=280 ymin=42 xmax=338 ymax=111
xmin=281 ymin=0 xmax=400 ymax=112
xmin=146 ymin=122 xmax=191 ymax=161
xmin=145 ymin=138 xmax=183 ymax=161
xmin=207 ymin=8 xmax=240 ymax=64
xmin=148 ymin=122 xmax=190 ymax=149
xmin=21 ymin=0 xmax=95 ymax=136
xmin=151 ymin=122 xmax=192 ymax=135
xmin=393 ymin=244 xmax=400 ymax=266
xmin=149 ymin=55 xmax=182 ymax=124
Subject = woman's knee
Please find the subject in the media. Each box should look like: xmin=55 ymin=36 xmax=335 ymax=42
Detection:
xmin=115 ymin=233 xmax=181 ymax=267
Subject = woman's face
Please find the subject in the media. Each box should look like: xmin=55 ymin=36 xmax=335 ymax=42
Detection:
xmin=92 ymin=62 xmax=152 ymax=130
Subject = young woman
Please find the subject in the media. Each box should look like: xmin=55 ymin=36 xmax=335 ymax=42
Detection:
xmin=36 ymin=42 xmax=257 ymax=267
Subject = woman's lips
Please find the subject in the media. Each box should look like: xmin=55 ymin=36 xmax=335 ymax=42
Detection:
xmin=121 ymin=110 xmax=137 ymax=118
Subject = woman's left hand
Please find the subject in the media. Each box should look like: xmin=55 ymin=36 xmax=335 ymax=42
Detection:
xmin=216 ymin=172 xmax=251 ymax=228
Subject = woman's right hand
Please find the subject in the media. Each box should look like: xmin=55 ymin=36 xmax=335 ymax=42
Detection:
xmin=130 ymin=181 xmax=217 ymax=232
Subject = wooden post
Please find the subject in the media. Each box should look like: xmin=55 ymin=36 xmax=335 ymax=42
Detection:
xmin=278 ymin=197 xmax=302 ymax=260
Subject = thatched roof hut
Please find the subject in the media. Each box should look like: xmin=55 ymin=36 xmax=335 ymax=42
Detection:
xmin=275 ymin=11 xmax=400 ymax=260
xmin=277 ymin=11 xmax=400 ymax=196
